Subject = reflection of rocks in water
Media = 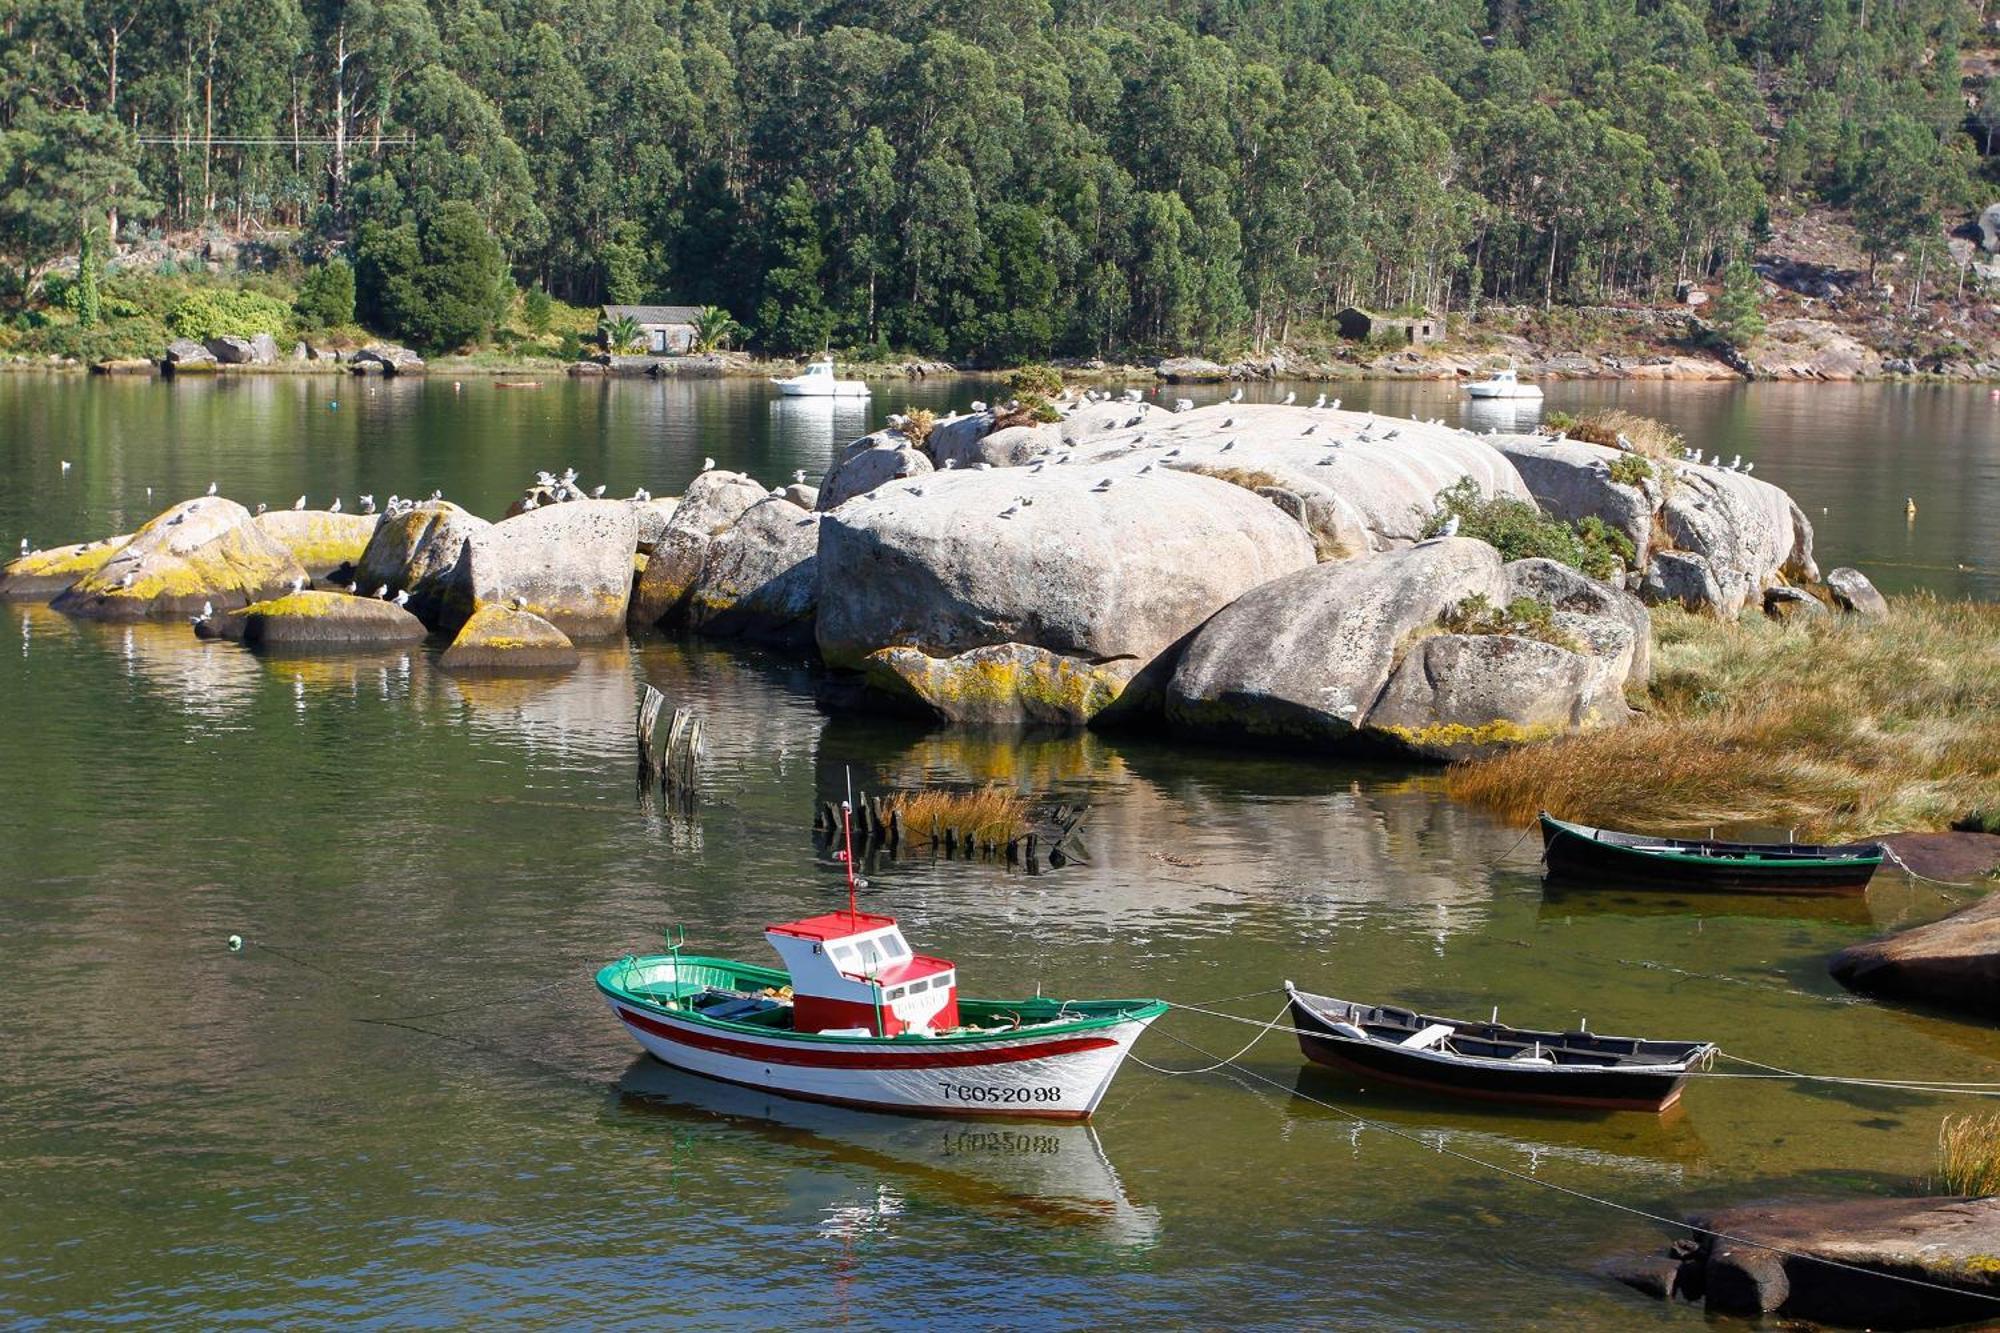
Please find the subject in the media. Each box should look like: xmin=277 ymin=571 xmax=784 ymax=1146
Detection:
xmin=447 ymin=640 xmax=638 ymax=764
xmin=814 ymin=720 xmax=1520 ymax=935
xmin=612 ymin=1056 xmax=1159 ymax=1249
xmin=630 ymin=636 xmax=824 ymax=789
xmin=62 ymin=609 xmax=266 ymax=721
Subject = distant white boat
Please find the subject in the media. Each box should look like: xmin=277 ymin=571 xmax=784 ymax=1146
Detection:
xmin=771 ymin=357 xmax=870 ymax=398
xmin=1466 ymin=367 xmax=1544 ymax=400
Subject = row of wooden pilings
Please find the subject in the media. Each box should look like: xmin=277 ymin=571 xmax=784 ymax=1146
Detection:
xmin=812 ymin=796 xmax=1086 ymax=871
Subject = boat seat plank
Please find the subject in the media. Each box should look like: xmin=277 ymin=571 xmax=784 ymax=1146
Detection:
xmin=1400 ymin=1023 xmax=1456 ymax=1051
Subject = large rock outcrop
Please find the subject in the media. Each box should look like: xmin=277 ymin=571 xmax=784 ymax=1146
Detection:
xmin=1660 ymin=463 xmax=1818 ymax=614
xmin=630 ymin=469 xmax=769 ymax=626
xmin=352 ymin=500 xmax=490 ymax=625
xmin=683 ymin=496 xmax=819 ymax=648
xmin=440 ymin=603 xmax=578 ymax=671
xmin=1166 ymin=540 xmax=1636 ymax=759
xmin=50 ymin=498 xmax=306 ymax=621
xmin=1829 ymin=891 xmax=2000 ymax=1018
xmin=1491 ymin=435 xmax=1661 ymax=567
xmin=252 ymin=510 xmax=376 ymax=578
xmin=196 ymin=590 xmax=427 ymax=648
xmin=454 ymin=499 xmax=638 ymax=640
xmin=1612 ymin=1196 xmax=2000 ymax=1328
xmin=0 ymin=535 xmax=132 ymax=600
xmin=817 ymin=466 xmax=1317 ymax=722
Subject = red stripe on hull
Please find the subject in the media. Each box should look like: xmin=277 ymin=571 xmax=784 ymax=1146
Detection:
xmin=616 ymin=1006 xmax=1117 ymax=1069
xmin=1300 ymin=1043 xmax=1684 ymax=1113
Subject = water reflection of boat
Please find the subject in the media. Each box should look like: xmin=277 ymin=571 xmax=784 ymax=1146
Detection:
xmin=613 ymin=1055 xmax=1160 ymax=1247
xmin=1284 ymin=1069 xmax=1706 ymax=1183
xmin=1537 ymin=881 xmax=1874 ymax=926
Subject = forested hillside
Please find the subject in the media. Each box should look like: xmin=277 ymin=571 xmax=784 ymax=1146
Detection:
xmin=1 ymin=0 xmax=1993 ymax=360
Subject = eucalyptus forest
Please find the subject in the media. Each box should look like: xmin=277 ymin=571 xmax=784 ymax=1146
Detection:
xmin=0 ymin=0 xmax=1992 ymax=358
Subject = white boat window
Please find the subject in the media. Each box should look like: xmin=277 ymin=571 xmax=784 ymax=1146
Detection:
xmin=881 ymin=936 xmax=907 ymax=959
xmin=853 ymin=938 xmax=884 ymax=970
xmin=830 ymin=943 xmax=857 ymax=965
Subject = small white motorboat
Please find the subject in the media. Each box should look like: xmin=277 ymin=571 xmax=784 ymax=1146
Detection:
xmin=1466 ymin=367 xmax=1544 ymax=400
xmin=770 ymin=357 xmax=870 ymax=398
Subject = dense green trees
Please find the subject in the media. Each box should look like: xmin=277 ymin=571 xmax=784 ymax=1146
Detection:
xmin=0 ymin=0 xmax=1990 ymax=356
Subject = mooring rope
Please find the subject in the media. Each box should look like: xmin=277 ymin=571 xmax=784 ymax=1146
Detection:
xmin=1141 ymin=1021 xmax=2000 ymax=1310
xmin=1129 ymin=999 xmax=1290 ymax=1075
xmin=1880 ymin=843 xmax=1988 ymax=892
xmin=1158 ymin=1000 xmax=2000 ymax=1097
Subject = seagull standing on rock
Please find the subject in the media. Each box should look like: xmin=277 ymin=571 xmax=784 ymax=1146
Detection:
xmin=207 ymin=481 xmax=219 ymax=496
xmin=1229 ymin=387 xmax=1244 ymax=403
xmin=1282 ymin=391 xmax=1297 ymax=405
xmin=293 ymin=495 xmax=306 ymax=510
xmin=393 ymin=590 xmax=410 ymax=607
xmin=330 ymin=497 xmax=342 ymax=513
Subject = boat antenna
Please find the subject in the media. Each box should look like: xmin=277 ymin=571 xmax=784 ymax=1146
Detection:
xmin=841 ymin=766 xmax=860 ymax=922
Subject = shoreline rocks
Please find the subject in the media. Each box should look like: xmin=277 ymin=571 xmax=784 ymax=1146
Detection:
xmin=1829 ymin=884 xmax=2000 ymax=1018
xmin=1610 ymin=1196 xmax=2000 ymax=1327
xmin=252 ymin=509 xmax=376 ymax=578
xmin=0 ymin=535 xmax=132 ymax=600
xmin=454 ymin=499 xmax=639 ymax=640
xmin=353 ymin=500 xmax=489 ymax=625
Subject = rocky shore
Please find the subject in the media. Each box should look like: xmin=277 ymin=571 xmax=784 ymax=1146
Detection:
xmin=3 ymin=391 xmax=1883 ymax=768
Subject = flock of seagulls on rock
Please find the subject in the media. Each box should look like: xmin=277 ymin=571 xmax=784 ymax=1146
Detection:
xmin=1677 ymin=445 xmax=1755 ymax=473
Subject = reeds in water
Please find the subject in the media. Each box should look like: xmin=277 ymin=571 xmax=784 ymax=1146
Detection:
xmin=884 ymin=785 xmax=1030 ymax=844
xmin=1446 ymin=598 xmax=2000 ymax=840
xmin=1930 ymin=1114 xmax=2000 ymax=1197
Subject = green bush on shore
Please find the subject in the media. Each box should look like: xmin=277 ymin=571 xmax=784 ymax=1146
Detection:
xmin=1421 ymin=478 xmax=1635 ymax=581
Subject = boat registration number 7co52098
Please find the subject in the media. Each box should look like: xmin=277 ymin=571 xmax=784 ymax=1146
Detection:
xmin=937 ymin=1082 xmax=1063 ymax=1105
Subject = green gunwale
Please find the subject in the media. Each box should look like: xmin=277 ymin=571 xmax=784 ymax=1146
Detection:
xmin=596 ymin=953 xmax=1167 ymax=1043
xmin=1542 ymin=814 xmax=1883 ymax=869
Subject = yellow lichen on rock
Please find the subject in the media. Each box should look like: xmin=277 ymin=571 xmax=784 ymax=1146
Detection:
xmin=0 ymin=534 xmax=132 ymax=599
xmin=865 ymin=643 xmax=1132 ymax=725
xmin=253 ymin=511 xmax=376 ymax=575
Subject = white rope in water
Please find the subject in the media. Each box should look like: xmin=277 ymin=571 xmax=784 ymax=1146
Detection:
xmin=1141 ymin=1022 xmax=2000 ymax=1310
xmin=1130 ymin=999 xmax=1289 ymax=1074
xmin=1160 ymin=1001 xmax=2000 ymax=1097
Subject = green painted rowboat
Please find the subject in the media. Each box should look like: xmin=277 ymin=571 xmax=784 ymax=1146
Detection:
xmin=1538 ymin=812 xmax=1885 ymax=894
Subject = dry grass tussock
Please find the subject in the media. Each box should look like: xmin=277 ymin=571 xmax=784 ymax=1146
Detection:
xmin=1558 ymin=408 xmax=1685 ymax=461
xmin=1445 ymin=597 xmax=2000 ymax=840
xmin=1930 ymin=1115 xmax=2000 ymax=1197
xmin=883 ymin=785 xmax=1030 ymax=841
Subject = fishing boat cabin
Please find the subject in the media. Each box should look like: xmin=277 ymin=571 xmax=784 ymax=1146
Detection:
xmin=764 ymin=911 xmax=960 ymax=1037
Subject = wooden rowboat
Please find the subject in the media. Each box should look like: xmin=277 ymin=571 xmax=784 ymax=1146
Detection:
xmin=1539 ymin=812 xmax=1884 ymax=894
xmin=1286 ymin=984 xmax=1714 ymax=1112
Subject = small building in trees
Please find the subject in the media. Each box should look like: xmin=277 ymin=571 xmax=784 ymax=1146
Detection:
xmin=601 ymin=304 xmax=703 ymax=354
xmin=1333 ymin=307 xmax=1441 ymax=346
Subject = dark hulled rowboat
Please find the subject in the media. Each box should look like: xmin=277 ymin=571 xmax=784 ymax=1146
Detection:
xmin=1538 ymin=812 xmax=1884 ymax=895
xmin=1285 ymin=984 xmax=1714 ymax=1112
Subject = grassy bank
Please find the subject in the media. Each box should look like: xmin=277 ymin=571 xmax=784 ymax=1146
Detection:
xmin=1445 ymin=598 xmax=2000 ymax=840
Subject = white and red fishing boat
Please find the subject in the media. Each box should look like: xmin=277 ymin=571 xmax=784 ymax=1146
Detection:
xmin=596 ymin=808 xmax=1165 ymax=1119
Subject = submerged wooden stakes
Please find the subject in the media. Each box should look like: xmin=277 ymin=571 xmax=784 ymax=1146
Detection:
xmin=637 ymin=683 xmax=702 ymax=812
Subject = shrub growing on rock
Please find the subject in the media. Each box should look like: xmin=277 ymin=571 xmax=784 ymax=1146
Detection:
xmin=1559 ymin=408 xmax=1685 ymax=461
xmin=898 ymin=406 xmax=937 ymax=447
xmin=1422 ymin=479 xmax=1633 ymax=580
xmin=1607 ymin=453 xmax=1654 ymax=487
xmin=1439 ymin=592 xmax=1578 ymax=650
xmin=1006 ymin=363 xmax=1064 ymax=397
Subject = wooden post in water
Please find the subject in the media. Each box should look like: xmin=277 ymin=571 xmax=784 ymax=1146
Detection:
xmin=636 ymin=685 xmax=667 ymax=787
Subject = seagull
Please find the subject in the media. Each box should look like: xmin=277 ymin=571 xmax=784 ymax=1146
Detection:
xmin=998 ymin=504 xmax=1018 ymax=519
xmin=793 ymin=470 xmax=807 ymax=484
xmin=1138 ymin=462 xmax=1155 ymax=474
xmin=1219 ymin=417 xmax=1233 ymax=429
xmin=60 ymin=460 xmax=70 ymax=474
xmin=1163 ymin=446 xmax=1182 ymax=458
xmin=1220 ymin=439 xmax=1236 ymax=452
xmin=560 ymin=467 xmax=578 ymax=486
xmin=907 ymin=485 xmax=925 ymax=497
xmin=359 ymin=495 xmax=375 ymax=514
xmin=330 ymin=497 xmax=342 ymax=513
xmin=206 ymin=481 xmax=219 ymax=496
xmin=1092 ymin=477 xmax=1115 ymax=492
xmin=293 ymin=495 xmax=306 ymax=510
xmin=1123 ymin=388 xmax=1143 ymax=403
xmin=1330 ymin=399 xmax=1340 ymax=411
xmin=146 ymin=486 xmax=153 ymax=499
xmin=700 ymin=457 xmax=715 ymax=473
xmin=1440 ymin=514 xmax=1462 ymax=538
xmin=536 ymin=471 xmax=556 ymax=488
xmin=429 ymin=490 xmax=442 ymax=502
xmin=632 ymin=488 xmax=651 ymax=502
xmin=942 ymin=459 xmax=957 ymax=470
xmin=1729 ymin=454 xmax=1742 ymax=470
xmin=970 ymin=400 xmax=988 ymax=413
xmin=393 ymin=589 xmax=409 ymax=607
xmin=1228 ymin=387 xmax=1244 ymax=403
xmin=975 ymin=462 xmax=993 ymax=471
xmin=17 ymin=538 xmax=26 ymax=554
xmin=522 ymin=496 xmax=539 ymax=511
xmin=290 ymin=577 xmax=305 ymax=594
xmin=1302 ymin=424 xmax=1317 ymax=436
xmin=346 ymin=582 xmax=358 ymax=594
xmin=119 ymin=572 xmax=134 ymax=588
xmin=200 ymin=600 xmax=214 ymax=620
xmin=1312 ymin=393 xmax=1327 ymax=409
xmin=592 ymin=484 xmax=607 ymax=498
xmin=769 ymin=487 xmax=785 ymax=497
xmin=1173 ymin=398 xmax=1194 ymax=413
xmin=1281 ymin=391 xmax=1296 ymax=405
xmin=376 ymin=585 xmax=391 ymax=599
xmin=1743 ymin=461 xmax=1755 ymax=474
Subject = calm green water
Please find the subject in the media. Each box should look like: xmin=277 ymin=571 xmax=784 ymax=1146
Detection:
xmin=2 ymin=374 xmax=1997 ymax=1329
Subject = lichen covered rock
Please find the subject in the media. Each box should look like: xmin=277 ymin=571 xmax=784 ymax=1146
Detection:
xmin=50 ymin=498 xmax=306 ymax=621
xmin=630 ymin=470 xmax=770 ymax=626
xmin=253 ymin=510 xmax=376 ymax=577
xmin=0 ymin=534 xmax=132 ymax=600
xmin=863 ymin=642 xmax=1136 ymax=725
xmin=439 ymin=603 xmax=578 ymax=671
xmin=454 ymin=499 xmax=638 ymax=640
xmin=684 ymin=497 xmax=820 ymax=648
xmin=818 ymin=432 xmax=934 ymax=509
xmin=198 ymin=590 xmax=427 ymax=648
xmin=352 ymin=500 xmax=491 ymax=625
